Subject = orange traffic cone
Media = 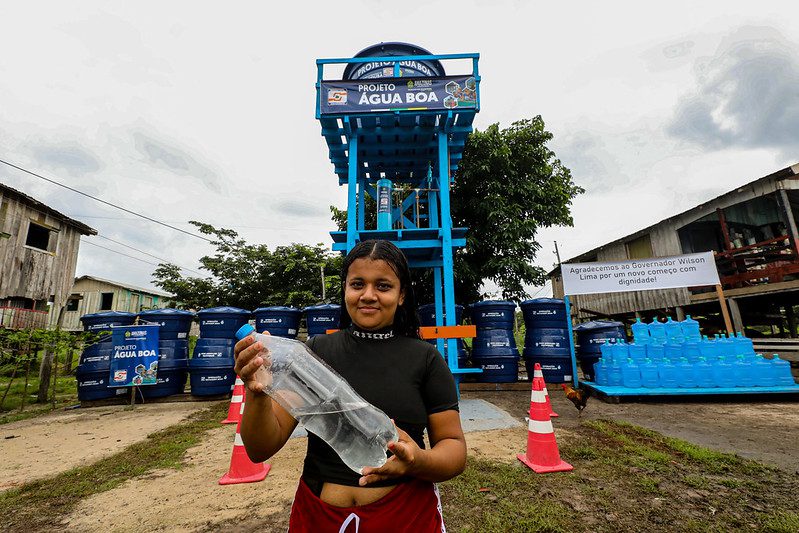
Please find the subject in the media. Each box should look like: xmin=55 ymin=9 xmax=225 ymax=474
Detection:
xmin=221 ymin=377 xmax=245 ymax=424
xmin=531 ymin=363 xmax=558 ymax=418
xmin=219 ymin=402 xmax=271 ymax=485
xmin=517 ymin=363 xmax=573 ymax=473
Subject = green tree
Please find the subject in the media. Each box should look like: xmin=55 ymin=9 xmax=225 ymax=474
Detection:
xmin=152 ymin=221 xmax=342 ymax=310
xmin=330 ymin=116 xmax=583 ymax=303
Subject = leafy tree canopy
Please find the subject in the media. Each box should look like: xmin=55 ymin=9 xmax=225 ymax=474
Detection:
xmin=152 ymin=221 xmax=341 ymax=311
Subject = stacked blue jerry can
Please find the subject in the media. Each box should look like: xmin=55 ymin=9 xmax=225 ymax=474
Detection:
xmin=469 ymin=301 xmax=519 ymax=383
xmin=520 ymin=298 xmax=574 ymax=383
xmin=76 ymin=311 xmax=136 ymax=401
xmin=137 ymin=308 xmax=194 ymax=399
xmin=592 ymin=315 xmax=798 ymax=390
xmin=418 ymin=303 xmax=468 ymax=368
xmin=253 ymin=306 xmax=302 ymax=339
xmin=190 ymin=307 xmax=249 ymax=396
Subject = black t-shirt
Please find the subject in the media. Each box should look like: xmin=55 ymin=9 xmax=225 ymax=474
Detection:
xmin=302 ymin=327 xmax=459 ymax=487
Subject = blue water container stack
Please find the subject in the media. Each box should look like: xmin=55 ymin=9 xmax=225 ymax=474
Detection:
xmin=574 ymin=320 xmax=625 ymax=382
xmin=76 ymin=311 xmax=136 ymax=401
xmin=190 ymin=307 xmax=250 ymax=396
xmin=520 ymin=298 xmax=573 ymax=383
xmin=253 ymin=306 xmax=302 ymax=339
xmin=469 ymin=301 xmax=519 ymax=383
xmin=304 ymin=304 xmax=341 ymax=338
xmin=592 ymin=314 xmax=796 ymax=389
xmin=417 ymin=304 xmax=468 ymax=368
xmin=137 ymin=308 xmax=194 ymax=399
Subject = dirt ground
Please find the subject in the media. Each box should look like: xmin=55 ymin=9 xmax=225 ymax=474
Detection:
xmin=2 ymin=389 xmax=797 ymax=531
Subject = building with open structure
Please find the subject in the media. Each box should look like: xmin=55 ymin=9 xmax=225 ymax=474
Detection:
xmin=60 ymin=275 xmax=174 ymax=331
xmin=0 ymin=182 xmax=96 ymax=329
xmin=549 ymin=162 xmax=799 ymax=338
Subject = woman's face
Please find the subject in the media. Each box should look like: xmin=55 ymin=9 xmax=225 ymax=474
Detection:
xmin=344 ymin=257 xmax=405 ymax=331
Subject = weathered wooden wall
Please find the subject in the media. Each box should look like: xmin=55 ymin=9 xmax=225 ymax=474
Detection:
xmin=0 ymin=193 xmax=83 ymax=309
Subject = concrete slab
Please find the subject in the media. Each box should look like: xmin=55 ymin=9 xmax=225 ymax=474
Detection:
xmin=288 ymin=398 xmax=521 ymax=439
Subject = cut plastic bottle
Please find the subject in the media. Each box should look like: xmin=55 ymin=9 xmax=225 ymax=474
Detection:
xmin=235 ymin=324 xmax=397 ymax=474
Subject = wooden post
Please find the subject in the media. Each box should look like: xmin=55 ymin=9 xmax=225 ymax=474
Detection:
xmin=715 ymin=284 xmax=734 ymax=335
xmin=786 ymin=305 xmax=796 ymax=338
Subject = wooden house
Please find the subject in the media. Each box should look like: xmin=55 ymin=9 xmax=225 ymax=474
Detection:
xmin=0 ymin=183 xmax=96 ymax=329
xmin=550 ymin=163 xmax=799 ymax=336
xmin=62 ymin=275 xmax=175 ymax=331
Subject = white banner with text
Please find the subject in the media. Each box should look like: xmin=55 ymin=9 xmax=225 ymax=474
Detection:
xmin=561 ymin=252 xmax=720 ymax=296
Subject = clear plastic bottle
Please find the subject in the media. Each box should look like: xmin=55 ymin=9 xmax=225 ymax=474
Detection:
xmin=235 ymin=324 xmax=397 ymax=474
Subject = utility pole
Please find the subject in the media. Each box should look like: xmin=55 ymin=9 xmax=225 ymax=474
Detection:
xmin=320 ymin=265 xmax=326 ymax=301
xmin=554 ymin=241 xmax=562 ymax=265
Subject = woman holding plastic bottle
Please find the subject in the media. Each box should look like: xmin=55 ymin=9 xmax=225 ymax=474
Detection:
xmin=234 ymin=240 xmax=465 ymax=531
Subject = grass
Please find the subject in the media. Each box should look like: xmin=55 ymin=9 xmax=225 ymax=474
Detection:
xmin=0 ymin=374 xmax=78 ymax=424
xmin=441 ymin=419 xmax=798 ymax=532
xmin=0 ymin=401 xmax=228 ymax=531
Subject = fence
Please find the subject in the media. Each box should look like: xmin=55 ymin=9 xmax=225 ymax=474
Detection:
xmin=0 ymin=307 xmax=49 ymax=330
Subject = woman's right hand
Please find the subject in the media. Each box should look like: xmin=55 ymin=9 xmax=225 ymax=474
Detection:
xmin=234 ymin=331 xmax=271 ymax=394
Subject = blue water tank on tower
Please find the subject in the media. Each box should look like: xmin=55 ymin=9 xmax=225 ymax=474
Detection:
xmin=253 ymin=306 xmax=302 ymax=339
xmin=343 ymin=42 xmax=446 ymax=81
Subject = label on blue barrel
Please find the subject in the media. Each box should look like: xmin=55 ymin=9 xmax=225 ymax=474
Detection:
xmin=109 ymin=325 xmax=159 ymax=387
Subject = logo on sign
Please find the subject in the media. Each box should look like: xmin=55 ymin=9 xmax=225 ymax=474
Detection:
xmin=328 ymin=89 xmax=347 ymax=105
xmin=113 ymin=370 xmax=128 ymax=382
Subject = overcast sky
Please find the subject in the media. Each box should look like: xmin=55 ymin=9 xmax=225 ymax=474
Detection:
xmin=1 ymin=1 xmax=798 ymax=299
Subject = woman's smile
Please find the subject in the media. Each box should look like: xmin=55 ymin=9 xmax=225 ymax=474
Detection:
xmin=345 ymin=258 xmax=405 ymax=331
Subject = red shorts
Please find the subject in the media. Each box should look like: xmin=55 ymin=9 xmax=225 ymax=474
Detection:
xmin=287 ymin=478 xmax=446 ymax=532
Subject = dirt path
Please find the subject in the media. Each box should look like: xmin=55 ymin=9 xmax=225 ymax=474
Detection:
xmin=0 ymin=401 xmax=218 ymax=492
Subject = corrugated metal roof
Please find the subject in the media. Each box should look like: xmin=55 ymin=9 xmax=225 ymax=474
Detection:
xmin=0 ymin=181 xmax=97 ymax=235
xmin=74 ymin=275 xmax=174 ymax=298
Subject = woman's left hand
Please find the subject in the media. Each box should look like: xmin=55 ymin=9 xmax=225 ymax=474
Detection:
xmin=358 ymin=424 xmax=423 ymax=486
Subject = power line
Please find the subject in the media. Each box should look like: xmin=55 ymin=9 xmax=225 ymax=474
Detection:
xmin=94 ymin=235 xmax=206 ymax=276
xmin=81 ymin=239 xmax=163 ymax=267
xmin=0 ymin=158 xmax=213 ymax=243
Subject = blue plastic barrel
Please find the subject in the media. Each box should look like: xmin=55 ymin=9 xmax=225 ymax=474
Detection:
xmin=138 ymin=308 xmax=195 ymax=341
xmin=192 ymin=338 xmax=236 ymax=359
xmin=159 ymin=339 xmax=189 ymax=359
xmin=520 ymin=298 xmax=566 ymax=328
xmin=575 ymin=320 xmax=626 ymax=356
xmin=471 ymin=357 xmax=519 ymax=383
xmin=469 ymin=301 xmax=516 ymax=330
xmin=79 ymin=345 xmax=113 ymax=372
xmin=80 ymin=311 xmax=136 ymax=341
xmin=472 ymin=329 xmax=518 ymax=357
xmin=304 ymin=304 xmax=341 ymax=337
xmin=197 ymin=307 xmax=251 ymax=339
xmin=188 ymin=357 xmax=235 ymax=396
xmin=524 ymin=358 xmax=572 ymax=384
xmin=253 ymin=306 xmax=302 ymax=339
xmin=140 ymin=358 xmax=188 ymax=399
xmin=522 ymin=328 xmax=571 ymax=384
xmin=76 ymin=364 xmax=121 ymax=401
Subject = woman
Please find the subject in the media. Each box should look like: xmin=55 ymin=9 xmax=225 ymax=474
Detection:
xmin=234 ymin=240 xmax=466 ymax=531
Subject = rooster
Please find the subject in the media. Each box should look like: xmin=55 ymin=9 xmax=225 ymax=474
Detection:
xmin=560 ymin=383 xmax=590 ymax=414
